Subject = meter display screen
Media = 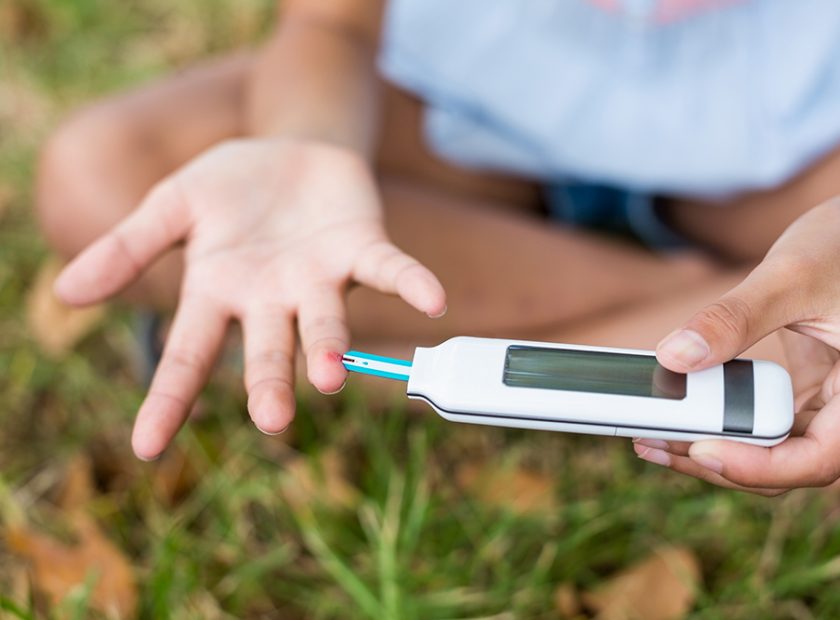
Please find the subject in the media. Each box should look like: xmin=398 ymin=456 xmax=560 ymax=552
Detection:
xmin=503 ymin=346 xmax=686 ymax=400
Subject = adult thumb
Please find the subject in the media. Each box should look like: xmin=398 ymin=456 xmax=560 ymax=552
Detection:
xmin=655 ymin=262 xmax=796 ymax=373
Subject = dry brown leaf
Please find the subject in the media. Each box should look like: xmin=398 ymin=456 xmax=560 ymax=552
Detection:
xmin=26 ymin=257 xmax=105 ymax=358
xmin=581 ymin=546 xmax=701 ymax=620
xmin=0 ymin=1 xmax=47 ymax=42
xmin=4 ymin=455 xmax=138 ymax=619
xmin=6 ymin=517 xmax=137 ymax=619
xmin=456 ymin=462 xmax=556 ymax=516
xmin=554 ymin=582 xmax=581 ymax=618
xmin=280 ymin=449 xmax=360 ymax=513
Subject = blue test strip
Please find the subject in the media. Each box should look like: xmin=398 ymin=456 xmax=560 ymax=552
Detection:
xmin=342 ymin=350 xmax=412 ymax=381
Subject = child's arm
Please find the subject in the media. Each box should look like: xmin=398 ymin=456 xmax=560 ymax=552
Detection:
xmin=641 ymin=199 xmax=840 ymax=493
xmin=247 ymin=0 xmax=385 ymax=157
xmin=54 ymin=0 xmax=447 ymax=460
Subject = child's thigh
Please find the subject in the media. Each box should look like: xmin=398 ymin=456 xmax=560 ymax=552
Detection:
xmin=348 ymin=178 xmax=718 ymax=344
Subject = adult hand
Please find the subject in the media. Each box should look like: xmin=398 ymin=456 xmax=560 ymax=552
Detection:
xmin=55 ymin=138 xmax=446 ymax=460
xmin=634 ymin=199 xmax=840 ymax=494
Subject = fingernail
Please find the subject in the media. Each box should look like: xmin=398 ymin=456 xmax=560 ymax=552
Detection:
xmin=633 ymin=438 xmax=670 ymax=450
xmin=637 ymin=447 xmax=671 ymax=467
xmin=658 ymin=329 xmax=710 ymax=368
xmin=135 ymin=451 xmax=163 ymax=463
xmin=259 ymin=424 xmax=289 ymax=436
xmin=320 ymin=380 xmax=346 ymax=396
xmin=427 ymin=305 xmax=447 ymax=319
xmin=690 ymin=452 xmax=723 ymax=474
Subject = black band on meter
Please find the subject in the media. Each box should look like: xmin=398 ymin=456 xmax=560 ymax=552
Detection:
xmin=722 ymin=359 xmax=755 ymax=434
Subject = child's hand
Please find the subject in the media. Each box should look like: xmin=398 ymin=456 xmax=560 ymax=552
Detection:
xmin=634 ymin=199 xmax=840 ymax=494
xmin=55 ymin=138 xmax=446 ymax=460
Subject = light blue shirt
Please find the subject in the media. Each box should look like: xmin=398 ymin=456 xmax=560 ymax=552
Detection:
xmin=379 ymin=0 xmax=840 ymax=197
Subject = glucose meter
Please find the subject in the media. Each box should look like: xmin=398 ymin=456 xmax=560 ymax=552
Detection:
xmin=342 ymin=336 xmax=794 ymax=446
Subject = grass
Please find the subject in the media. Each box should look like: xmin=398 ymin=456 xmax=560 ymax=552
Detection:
xmin=2 ymin=1 xmax=840 ymax=618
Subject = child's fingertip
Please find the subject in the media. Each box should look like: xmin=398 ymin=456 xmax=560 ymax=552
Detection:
xmin=258 ymin=424 xmax=290 ymax=436
xmin=135 ymin=451 xmax=163 ymax=462
xmin=132 ymin=441 xmax=164 ymax=462
xmin=326 ymin=350 xmax=345 ymax=364
xmin=52 ymin=270 xmax=74 ymax=302
xmin=311 ymin=367 xmax=347 ymax=395
xmin=318 ymin=379 xmax=347 ymax=395
xmin=427 ymin=304 xmax=447 ymax=319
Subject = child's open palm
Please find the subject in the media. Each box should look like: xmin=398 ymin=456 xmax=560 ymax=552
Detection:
xmin=55 ymin=138 xmax=446 ymax=460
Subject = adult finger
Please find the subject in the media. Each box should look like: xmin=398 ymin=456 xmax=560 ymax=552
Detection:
xmin=780 ymin=330 xmax=836 ymax=411
xmin=131 ymin=294 xmax=228 ymax=460
xmin=55 ymin=179 xmax=190 ymax=306
xmin=353 ymin=239 xmax=447 ymax=318
xmin=298 ymin=285 xmax=349 ymax=394
xmin=633 ymin=438 xmax=692 ymax=457
xmin=655 ymin=259 xmax=803 ymax=373
xmin=242 ymin=308 xmax=297 ymax=435
xmin=635 ymin=444 xmax=788 ymax=496
xmin=686 ymin=400 xmax=840 ymax=488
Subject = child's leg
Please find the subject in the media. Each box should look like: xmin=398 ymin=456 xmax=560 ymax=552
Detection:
xmin=349 ymin=179 xmax=715 ymax=343
xmin=665 ymin=145 xmax=840 ymax=262
xmin=36 ymin=52 xmax=715 ymax=343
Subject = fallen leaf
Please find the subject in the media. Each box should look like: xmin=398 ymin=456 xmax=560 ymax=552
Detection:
xmin=26 ymin=257 xmax=105 ymax=358
xmin=0 ymin=1 xmax=48 ymax=42
xmin=456 ymin=462 xmax=556 ymax=516
xmin=554 ymin=582 xmax=581 ymax=618
xmin=4 ymin=455 xmax=138 ymax=619
xmin=581 ymin=546 xmax=701 ymax=620
xmin=280 ymin=449 xmax=359 ymax=513
xmin=6 ymin=518 xmax=137 ymax=619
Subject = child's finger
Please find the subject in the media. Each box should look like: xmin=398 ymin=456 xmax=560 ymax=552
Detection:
xmin=353 ymin=240 xmax=447 ymax=318
xmin=54 ymin=179 xmax=190 ymax=306
xmin=242 ymin=308 xmax=297 ymax=435
xmin=131 ymin=294 xmax=228 ymax=460
xmin=298 ymin=286 xmax=349 ymax=394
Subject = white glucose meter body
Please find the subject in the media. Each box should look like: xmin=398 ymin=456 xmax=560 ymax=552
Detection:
xmin=343 ymin=336 xmax=794 ymax=446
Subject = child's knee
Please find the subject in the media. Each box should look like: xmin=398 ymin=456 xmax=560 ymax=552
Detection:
xmin=35 ymin=105 xmax=147 ymax=258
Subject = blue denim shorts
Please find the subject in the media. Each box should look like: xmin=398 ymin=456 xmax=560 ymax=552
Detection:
xmin=544 ymin=182 xmax=689 ymax=251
